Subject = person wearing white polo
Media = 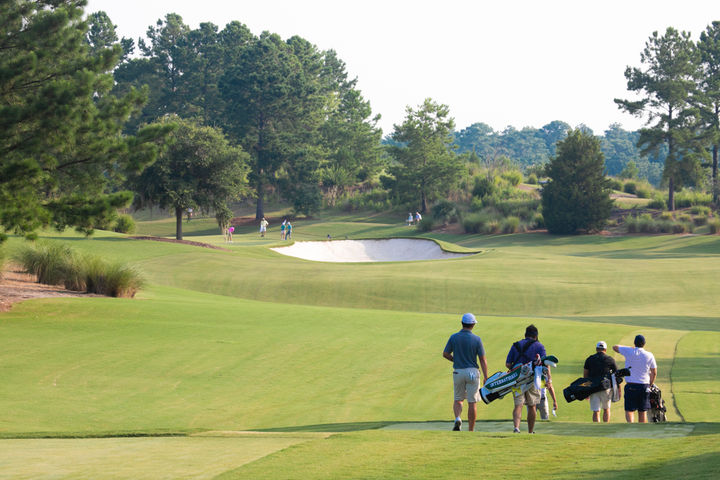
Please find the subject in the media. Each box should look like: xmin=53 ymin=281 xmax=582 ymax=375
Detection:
xmin=613 ymin=334 xmax=657 ymax=423
xmin=443 ymin=313 xmax=488 ymax=432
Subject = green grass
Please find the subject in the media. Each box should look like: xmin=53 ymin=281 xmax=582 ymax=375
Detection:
xmin=2 ymin=220 xmax=720 ymax=478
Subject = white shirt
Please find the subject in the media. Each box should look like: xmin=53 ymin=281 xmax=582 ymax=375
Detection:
xmin=617 ymin=346 xmax=657 ymax=384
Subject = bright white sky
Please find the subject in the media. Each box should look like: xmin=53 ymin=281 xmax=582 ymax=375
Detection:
xmin=87 ymin=0 xmax=718 ymax=136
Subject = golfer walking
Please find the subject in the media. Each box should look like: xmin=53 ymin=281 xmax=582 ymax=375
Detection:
xmin=584 ymin=341 xmax=618 ymax=423
xmin=506 ymin=324 xmax=548 ymax=433
xmin=443 ymin=313 xmax=488 ymax=432
xmin=613 ymin=335 xmax=657 ymax=423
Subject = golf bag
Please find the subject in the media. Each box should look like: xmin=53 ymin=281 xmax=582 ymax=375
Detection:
xmin=648 ymin=384 xmax=667 ymax=422
xmin=480 ymin=354 xmax=558 ymax=405
xmin=563 ymin=368 xmax=630 ymax=403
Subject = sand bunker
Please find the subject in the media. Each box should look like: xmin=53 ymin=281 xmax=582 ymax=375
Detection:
xmin=271 ymin=238 xmax=475 ymax=263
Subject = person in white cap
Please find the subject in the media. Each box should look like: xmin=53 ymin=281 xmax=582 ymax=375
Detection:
xmin=583 ymin=341 xmax=618 ymax=422
xmin=442 ymin=313 xmax=488 ymax=432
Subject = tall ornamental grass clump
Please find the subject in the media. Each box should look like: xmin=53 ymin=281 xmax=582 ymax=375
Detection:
xmin=709 ymin=218 xmax=720 ymax=234
xmin=674 ymin=189 xmax=712 ymax=208
xmin=13 ymin=242 xmax=143 ymax=297
xmin=13 ymin=242 xmax=73 ymax=285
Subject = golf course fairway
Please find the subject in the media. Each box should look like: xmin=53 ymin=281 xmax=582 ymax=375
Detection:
xmin=1 ymin=215 xmax=719 ymax=479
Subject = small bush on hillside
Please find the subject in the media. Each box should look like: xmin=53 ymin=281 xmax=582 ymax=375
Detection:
xmin=532 ymin=213 xmax=545 ymax=229
xmin=709 ymin=218 xmax=720 ymax=234
xmin=462 ymin=213 xmax=486 ymax=234
xmin=690 ymin=205 xmax=711 ymax=216
xmin=674 ymin=190 xmax=712 ymax=208
xmin=609 ymin=179 xmax=623 ymax=191
xmin=472 ymin=176 xmax=496 ymax=198
xmin=527 ymin=173 xmax=538 ymax=185
xmin=431 ymin=200 xmax=458 ymax=224
xmin=659 ymin=211 xmax=674 ymax=221
xmin=501 ymin=170 xmax=522 ymax=186
xmin=502 ymin=216 xmax=521 ymax=234
xmin=623 ymin=182 xmax=637 ymax=195
xmin=636 ymin=185 xmax=652 ymax=199
xmin=416 ymin=217 xmax=435 ymax=232
xmin=693 ymin=215 xmax=708 ymax=226
xmin=647 ymin=195 xmax=667 ymax=210
xmin=114 ymin=214 xmax=136 ymax=234
xmin=679 ymin=214 xmax=692 ymax=223
xmin=470 ymin=197 xmax=484 ymax=212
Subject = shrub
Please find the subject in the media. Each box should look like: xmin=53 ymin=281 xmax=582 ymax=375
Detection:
xmin=416 ymin=217 xmax=435 ymax=232
xmin=462 ymin=213 xmax=486 ymax=234
xmin=674 ymin=190 xmax=712 ymax=208
xmin=483 ymin=220 xmax=501 ymax=234
xmin=102 ymin=262 xmax=144 ymax=298
xmin=501 ymin=170 xmax=522 ymax=186
xmin=532 ymin=213 xmax=545 ymax=229
xmin=693 ymin=215 xmax=708 ymax=226
xmin=114 ymin=214 xmax=136 ymax=234
xmin=659 ymin=211 xmax=673 ymax=221
xmin=623 ymin=182 xmax=637 ymax=195
xmin=502 ymin=216 xmax=521 ymax=233
xmin=647 ymin=195 xmax=667 ymax=210
xmin=472 ymin=176 xmax=496 ymax=198
xmin=527 ymin=173 xmax=538 ymax=185
xmin=709 ymin=218 xmax=720 ymax=234
xmin=609 ymin=178 xmax=623 ymax=191
xmin=679 ymin=214 xmax=692 ymax=223
xmin=625 ymin=216 xmax=639 ymax=233
xmin=13 ymin=242 xmax=73 ymax=285
xmin=431 ymin=200 xmax=458 ymax=223
xmin=470 ymin=197 xmax=484 ymax=212
xmin=690 ymin=205 xmax=711 ymax=216
xmin=635 ymin=186 xmax=652 ymax=199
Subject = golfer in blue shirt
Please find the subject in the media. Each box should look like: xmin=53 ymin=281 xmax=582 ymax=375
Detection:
xmin=443 ymin=313 xmax=488 ymax=432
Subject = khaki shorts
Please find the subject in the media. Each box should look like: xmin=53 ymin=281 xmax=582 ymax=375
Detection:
xmin=589 ymin=388 xmax=612 ymax=411
xmin=453 ymin=368 xmax=481 ymax=403
xmin=513 ymin=385 xmax=541 ymax=407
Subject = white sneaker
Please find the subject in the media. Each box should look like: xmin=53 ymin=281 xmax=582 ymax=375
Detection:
xmin=453 ymin=419 xmax=462 ymax=431
xmin=513 ymin=427 xmax=520 ymax=433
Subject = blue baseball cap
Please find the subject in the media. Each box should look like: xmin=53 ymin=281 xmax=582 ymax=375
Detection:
xmin=461 ymin=313 xmax=477 ymax=325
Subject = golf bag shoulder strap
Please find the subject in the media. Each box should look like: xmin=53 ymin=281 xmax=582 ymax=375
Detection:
xmin=513 ymin=339 xmax=536 ymax=356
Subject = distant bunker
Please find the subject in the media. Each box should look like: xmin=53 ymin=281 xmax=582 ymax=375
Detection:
xmin=271 ymin=238 xmax=477 ymax=263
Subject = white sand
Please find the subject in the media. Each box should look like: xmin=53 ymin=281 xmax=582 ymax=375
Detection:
xmin=270 ymin=238 xmax=474 ymax=263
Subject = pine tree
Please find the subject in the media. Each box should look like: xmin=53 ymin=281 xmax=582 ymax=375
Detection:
xmin=542 ymin=129 xmax=613 ymax=234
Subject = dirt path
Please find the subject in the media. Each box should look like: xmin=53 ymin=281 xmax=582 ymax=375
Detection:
xmin=0 ymin=266 xmax=95 ymax=312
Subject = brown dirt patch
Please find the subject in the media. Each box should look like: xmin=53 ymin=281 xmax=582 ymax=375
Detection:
xmin=0 ymin=265 xmax=100 ymax=312
xmin=129 ymin=236 xmax=230 ymax=251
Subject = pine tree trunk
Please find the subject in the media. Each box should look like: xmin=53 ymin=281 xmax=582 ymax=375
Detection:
xmin=713 ymin=144 xmax=718 ymax=204
xmin=421 ymin=190 xmax=428 ymax=214
xmin=175 ymin=206 xmax=183 ymax=240
xmin=668 ymin=177 xmax=675 ymax=212
xmin=256 ymin=184 xmax=264 ymax=220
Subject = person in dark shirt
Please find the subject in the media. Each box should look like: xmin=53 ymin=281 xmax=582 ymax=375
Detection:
xmin=583 ymin=341 xmax=618 ymax=422
xmin=505 ymin=324 xmax=548 ymax=434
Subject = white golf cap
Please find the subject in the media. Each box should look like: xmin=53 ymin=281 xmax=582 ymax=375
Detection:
xmin=596 ymin=341 xmax=607 ymax=349
xmin=461 ymin=313 xmax=477 ymax=324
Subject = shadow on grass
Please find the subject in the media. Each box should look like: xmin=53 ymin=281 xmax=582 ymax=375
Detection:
xmin=553 ymin=315 xmax=720 ymax=332
xmin=256 ymin=421 xmax=399 ymax=433
xmin=581 ymin=451 xmax=720 ymax=480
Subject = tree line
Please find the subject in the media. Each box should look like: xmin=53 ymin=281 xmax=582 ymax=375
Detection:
xmin=2 ymin=1 xmax=719 ymax=241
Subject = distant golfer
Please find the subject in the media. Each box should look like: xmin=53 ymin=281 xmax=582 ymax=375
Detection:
xmin=613 ymin=335 xmax=657 ymax=423
xmin=280 ymin=220 xmax=287 ymax=240
xmin=443 ymin=313 xmax=488 ymax=432
xmin=584 ymin=341 xmax=618 ymax=422
xmin=506 ymin=324 xmax=548 ymax=434
xmin=227 ymin=225 xmax=234 ymax=243
xmin=415 ymin=211 xmax=422 ymax=224
xmin=259 ymin=217 xmax=269 ymax=237
xmin=285 ymin=222 xmax=292 ymax=240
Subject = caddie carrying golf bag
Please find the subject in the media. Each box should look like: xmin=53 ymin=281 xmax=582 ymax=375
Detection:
xmin=480 ymin=354 xmax=558 ymax=404
xmin=563 ymin=368 xmax=630 ymax=403
xmin=648 ymin=384 xmax=667 ymax=422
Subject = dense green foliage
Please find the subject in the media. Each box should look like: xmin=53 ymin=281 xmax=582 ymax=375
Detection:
xmin=542 ymin=130 xmax=613 ymax=233
xmin=129 ymin=117 xmax=249 ymax=239
xmin=0 ymin=0 xmax=168 ymax=237
xmin=386 ymin=99 xmax=464 ymax=213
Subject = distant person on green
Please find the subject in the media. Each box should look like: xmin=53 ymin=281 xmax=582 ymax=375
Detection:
xmin=285 ymin=222 xmax=292 ymax=240
xmin=443 ymin=313 xmax=488 ymax=432
xmin=280 ymin=220 xmax=286 ymax=240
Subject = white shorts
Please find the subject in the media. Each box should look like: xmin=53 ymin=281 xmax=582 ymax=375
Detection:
xmin=453 ymin=368 xmax=481 ymax=403
xmin=589 ymin=389 xmax=612 ymax=411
